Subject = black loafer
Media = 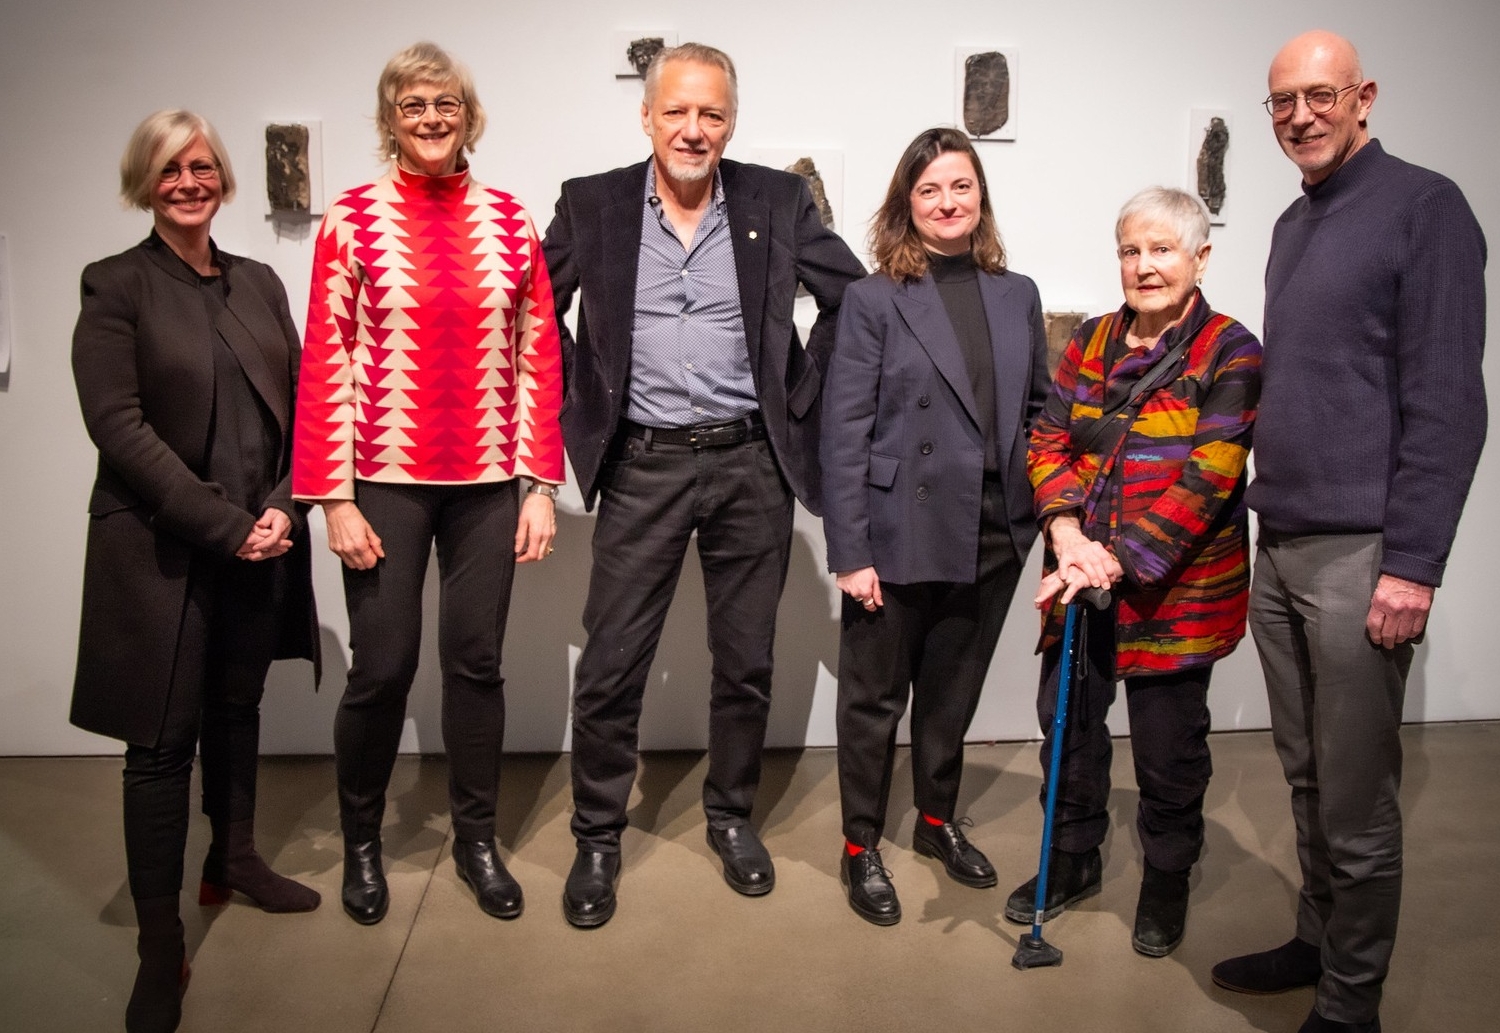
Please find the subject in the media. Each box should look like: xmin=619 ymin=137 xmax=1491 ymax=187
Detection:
xmin=1212 ymin=937 xmax=1323 ymax=994
xmin=1003 ymin=846 xmax=1102 ymax=924
xmin=912 ymin=818 xmax=996 ymax=888
xmin=1131 ymin=861 xmax=1191 ymax=957
xmin=341 ymin=839 xmax=389 ymax=926
xmin=453 ymin=839 xmax=523 ymax=920
xmin=562 ymin=849 xmax=620 ymax=929
xmin=841 ymin=848 xmax=901 ymax=926
xmin=706 ymin=824 xmax=775 ymax=896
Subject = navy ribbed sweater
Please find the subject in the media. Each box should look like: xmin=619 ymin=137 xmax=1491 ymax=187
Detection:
xmin=1246 ymin=140 xmax=1487 ymax=586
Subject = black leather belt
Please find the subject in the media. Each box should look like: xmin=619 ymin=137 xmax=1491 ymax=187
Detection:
xmin=623 ymin=412 xmax=766 ymax=449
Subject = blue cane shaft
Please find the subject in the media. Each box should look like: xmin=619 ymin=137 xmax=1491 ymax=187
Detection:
xmin=1031 ymin=599 xmax=1080 ymax=939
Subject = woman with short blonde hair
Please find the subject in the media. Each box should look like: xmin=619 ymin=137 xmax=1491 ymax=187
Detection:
xmin=71 ymin=109 xmax=319 ymax=1033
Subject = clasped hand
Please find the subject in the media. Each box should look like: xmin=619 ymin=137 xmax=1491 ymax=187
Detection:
xmin=236 ymin=508 xmax=294 ymax=562
xmin=1035 ymin=514 xmax=1122 ymax=609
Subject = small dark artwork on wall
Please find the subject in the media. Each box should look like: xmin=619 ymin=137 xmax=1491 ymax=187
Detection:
xmin=265 ymin=123 xmax=310 ymax=214
xmin=1044 ymin=311 xmax=1087 ymax=376
xmin=786 ymin=157 xmax=835 ymax=231
xmin=1196 ymin=116 xmax=1229 ymax=216
xmin=626 ymin=37 xmax=665 ymax=79
xmin=615 ymin=31 xmax=677 ymax=79
xmin=1187 ymin=109 xmax=1231 ymax=226
xmin=963 ymin=51 xmax=1010 ymax=138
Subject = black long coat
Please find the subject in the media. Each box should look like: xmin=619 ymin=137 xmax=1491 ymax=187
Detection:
xmin=69 ymin=234 xmax=318 ymax=746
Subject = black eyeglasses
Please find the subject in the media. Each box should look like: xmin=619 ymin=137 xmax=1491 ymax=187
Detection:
xmin=1263 ymin=83 xmax=1361 ymax=120
xmin=397 ymin=95 xmax=464 ymax=119
xmin=159 ymin=161 xmax=220 ymax=184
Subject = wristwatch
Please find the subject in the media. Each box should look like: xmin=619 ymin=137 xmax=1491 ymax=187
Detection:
xmin=526 ymin=480 xmax=561 ymax=500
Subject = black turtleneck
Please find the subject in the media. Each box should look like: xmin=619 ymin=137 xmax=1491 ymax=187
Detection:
xmin=929 ymin=251 xmax=997 ymax=471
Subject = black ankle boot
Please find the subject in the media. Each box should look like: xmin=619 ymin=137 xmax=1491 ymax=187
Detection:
xmin=341 ymin=839 xmax=389 ymax=925
xmin=126 ymin=894 xmax=187 ymax=1033
xmin=1132 ymin=861 xmax=1191 ymax=956
xmin=1003 ymin=847 xmax=1103 ymax=924
xmin=201 ymin=817 xmax=320 ymax=913
xmin=453 ymin=838 xmax=524 ymax=919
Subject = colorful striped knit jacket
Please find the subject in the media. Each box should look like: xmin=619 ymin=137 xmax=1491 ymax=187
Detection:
xmin=292 ymin=166 xmax=564 ymax=501
xmin=1027 ymin=293 xmax=1261 ymax=675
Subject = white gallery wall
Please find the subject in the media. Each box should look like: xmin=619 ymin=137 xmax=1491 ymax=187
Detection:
xmin=1 ymin=0 xmax=1496 ymax=755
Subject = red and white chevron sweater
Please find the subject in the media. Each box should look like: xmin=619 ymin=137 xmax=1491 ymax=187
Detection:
xmin=292 ymin=165 xmax=564 ymax=501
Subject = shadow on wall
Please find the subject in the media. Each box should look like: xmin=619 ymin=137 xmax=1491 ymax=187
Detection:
xmin=258 ymin=500 xmax=841 ymax=756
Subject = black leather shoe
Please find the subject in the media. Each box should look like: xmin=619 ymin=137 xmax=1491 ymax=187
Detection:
xmin=1131 ymin=861 xmax=1190 ymax=957
xmin=453 ymin=839 xmax=523 ymax=919
xmin=341 ymin=839 xmax=388 ymax=926
xmin=1003 ymin=846 xmax=1102 ymax=923
xmin=706 ymin=824 xmax=775 ymax=896
xmin=1298 ymin=1007 xmax=1380 ymax=1033
xmin=841 ymin=848 xmax=901 ymax=926
xmin=562 ymin=849 xmax=620 ymax=929
xmin=1212 ymin=937 xmax=1322 ymax=994
xmin=912 ymin=818 xmax=996 ymax=888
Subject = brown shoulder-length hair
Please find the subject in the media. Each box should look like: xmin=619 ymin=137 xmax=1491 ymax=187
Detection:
xmin=869 ymin=127 xmax=1005 ymax=283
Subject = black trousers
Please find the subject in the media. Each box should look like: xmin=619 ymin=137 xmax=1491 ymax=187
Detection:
xmin=1036 ymin=603 xmax=1214 ymax=873
xmin=569 ymin=435 xmax=794 ymax=849
xmin=123 ymin=559 xmax=279 ymax=900
xmin=334 ymin=479 xmax=518 ymax=843
xmin=836 ymin=478 xmax=1024 ymax=847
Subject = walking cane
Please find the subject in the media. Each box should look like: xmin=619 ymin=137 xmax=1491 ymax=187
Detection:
xmin=1013 ymin=585 xmax=1112 ymax=970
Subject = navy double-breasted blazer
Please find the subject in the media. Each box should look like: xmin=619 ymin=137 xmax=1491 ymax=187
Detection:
xmin=821 ymin=267 xmax=1051 ymax=585
xmin=541 ymin=158 xmax=866 ymax=514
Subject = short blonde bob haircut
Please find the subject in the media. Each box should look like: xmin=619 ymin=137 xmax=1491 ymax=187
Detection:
xmin=119 ymin=109 xmax=237 ymax=211
xmin=375 ymin=41 xmax=487 ymax=160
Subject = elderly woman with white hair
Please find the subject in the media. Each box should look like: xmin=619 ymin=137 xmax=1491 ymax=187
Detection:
xmin=70 ymin=109 xmax=320 ymax=1033
xmin=1002 ymin=187 xmax=1262 ymax=957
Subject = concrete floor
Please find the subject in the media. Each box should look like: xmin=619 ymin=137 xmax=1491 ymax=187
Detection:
xmin=2 ymin=725 xmax=1498 ymax=1032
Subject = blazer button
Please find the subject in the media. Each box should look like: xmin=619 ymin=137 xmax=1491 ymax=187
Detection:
xmin=916 ymin=485 xmax=929 ymax=501
xmin=920 ymin=441 xmax=934 ymax=455
xmin=917 ymin=394 xmax=931 ymax=407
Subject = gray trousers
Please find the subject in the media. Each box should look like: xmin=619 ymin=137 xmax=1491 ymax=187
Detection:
xmin=1251 ymin=532 xmax=1411 ymax=1024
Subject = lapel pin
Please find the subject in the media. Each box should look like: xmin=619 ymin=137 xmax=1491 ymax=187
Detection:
xmin=748 ymin=230 xmax=758 ymax=240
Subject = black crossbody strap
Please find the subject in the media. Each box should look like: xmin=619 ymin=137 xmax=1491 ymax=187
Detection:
xmin=1068 ymin=298 xmax=1211 ymax=461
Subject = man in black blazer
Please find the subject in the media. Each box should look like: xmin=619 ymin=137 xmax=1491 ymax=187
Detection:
xmin=543 ymin=42 xmax=864 ymax=927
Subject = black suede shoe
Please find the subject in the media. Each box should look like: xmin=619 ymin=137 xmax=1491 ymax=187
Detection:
xmin=453 ymin=839 xmax=523 ymax=919
xmin=1131 ymin=862 xmax=1191 ymax=957
xmin=841 ymin=848 xmax=901 ymax=926
xmin=706 ymin=824 xmax=775 ymax=896
xmin=1298 ymin=1006 xmax=1380 ymax=1032
xmin=341 ymin=839 xmax=388 ymax=926
xmin=912 ymin=817 xmax=996 ymax=888
xmin=562 ymin=849 xmax=620 ymax=929
xmin=1003 ymin=846 xmax=1102 ymax=924
xmin=1212 ymin=937 xmax=1323 ymax=995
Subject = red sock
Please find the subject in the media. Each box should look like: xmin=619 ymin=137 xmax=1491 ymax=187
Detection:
xmin=846 ymin=840 xmax=866 ymax=856
xmin=921 ymin=813 xmax=946 ymax=827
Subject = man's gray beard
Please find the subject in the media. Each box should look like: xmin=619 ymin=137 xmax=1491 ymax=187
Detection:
xmin=663 ymin=156 xmax=713 ymax=183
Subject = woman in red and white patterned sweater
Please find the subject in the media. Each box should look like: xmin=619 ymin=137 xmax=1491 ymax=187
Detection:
xmin=292 ymin=41 xmax=563 ymax=926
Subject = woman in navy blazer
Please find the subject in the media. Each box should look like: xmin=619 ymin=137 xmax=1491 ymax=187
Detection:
xmin=822 ymin=128 xmax=1049 ymax=925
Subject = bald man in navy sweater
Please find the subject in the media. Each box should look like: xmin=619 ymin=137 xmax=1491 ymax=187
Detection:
xmin=1211 ymin=30 xmax=1487 ymax=1033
